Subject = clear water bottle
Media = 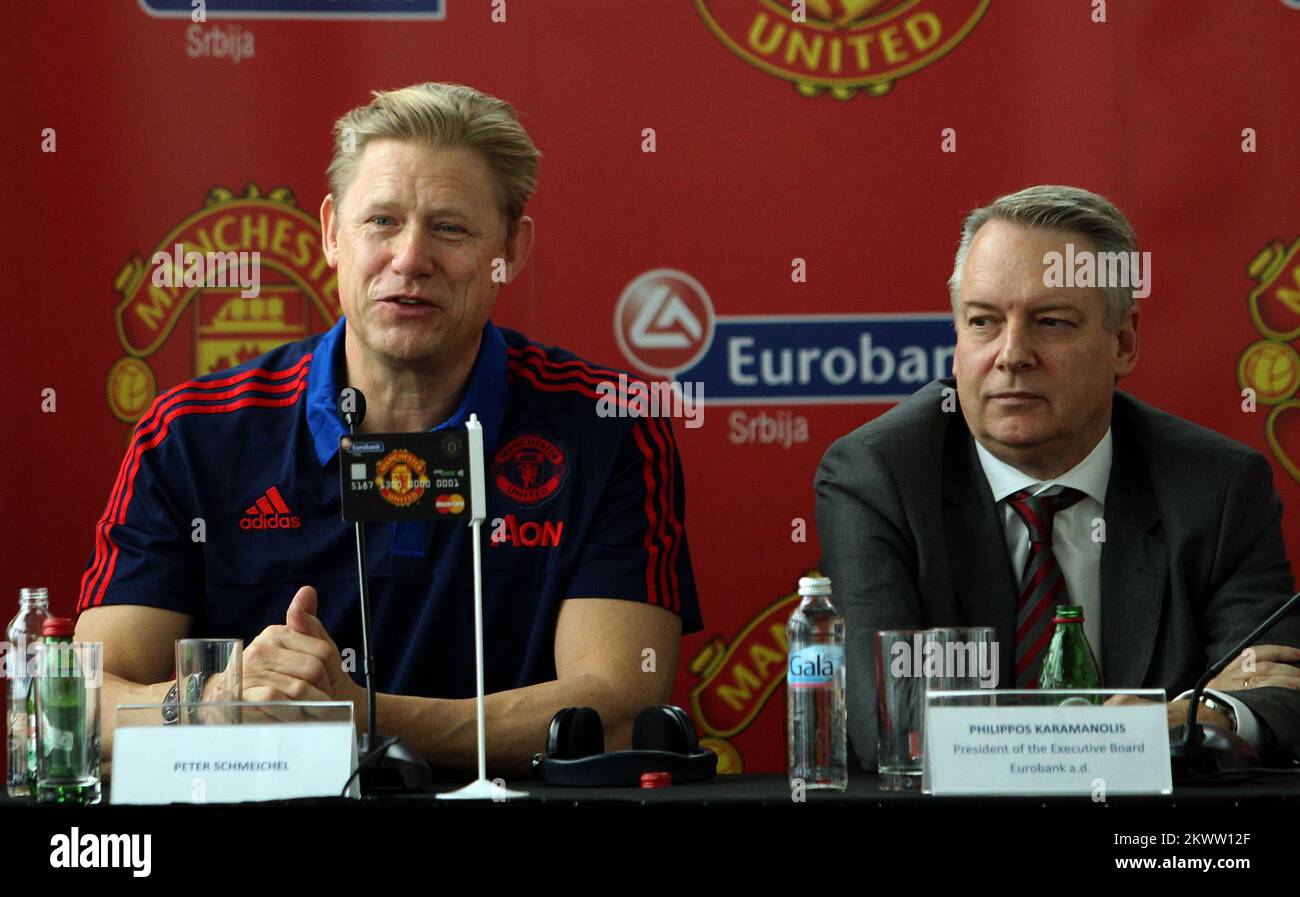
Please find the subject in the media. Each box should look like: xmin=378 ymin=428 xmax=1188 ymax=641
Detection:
xmin=787 ymin=576 xmax=846 ymax=791
xmin=7 ymin=587 xmax=51 ymax=798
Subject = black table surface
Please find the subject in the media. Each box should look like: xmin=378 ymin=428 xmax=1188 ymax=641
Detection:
xmin=10 ymin=772 xmax=1300 ymax=879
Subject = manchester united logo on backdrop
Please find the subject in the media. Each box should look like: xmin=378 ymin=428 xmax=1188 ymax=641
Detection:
xmin=695 ymin=0 xmax=989 ymax=99
xmin=492 ymin=435 xmax=569 ymax=506
xmin=107 ymin=184 xmax=338 ymax=424
xmin=1236 ymin=236 xmax=1300 ymax=483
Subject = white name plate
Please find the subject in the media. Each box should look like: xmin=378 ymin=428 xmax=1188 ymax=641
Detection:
xmin=111 ymin=702 xmax=357 ymax=804
xmin=923 ymin=697 xmax=1172 ymax=796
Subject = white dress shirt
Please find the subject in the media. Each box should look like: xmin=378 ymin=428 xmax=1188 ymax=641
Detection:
xmin=973 ymin=430 xmax=1259 ymax=745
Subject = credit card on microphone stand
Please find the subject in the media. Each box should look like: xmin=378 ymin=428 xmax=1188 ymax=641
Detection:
xmin=338 ymin=431 xmax=470 ymax=522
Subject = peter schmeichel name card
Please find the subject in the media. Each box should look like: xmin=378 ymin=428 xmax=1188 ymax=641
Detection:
xmin=111 ymin=706 xmax=357 ymax=804
xmin=922 ymin=699 xmax=1172 ymax=796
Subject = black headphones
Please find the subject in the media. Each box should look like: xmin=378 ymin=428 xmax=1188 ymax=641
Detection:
xmin=531 ymin=705 xmax=718 ymax=787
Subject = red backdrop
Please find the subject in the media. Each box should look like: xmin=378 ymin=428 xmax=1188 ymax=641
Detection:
xmin=5 ymin=0 xmax=1300 ymax=774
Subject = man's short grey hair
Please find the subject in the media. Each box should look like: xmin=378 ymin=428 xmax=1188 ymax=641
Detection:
xmin=947 ymin=185 xmax=1138 ymax=331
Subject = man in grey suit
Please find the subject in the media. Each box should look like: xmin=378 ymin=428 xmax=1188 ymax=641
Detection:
xmin=815 ymin=185 xmax=1300 ymax=771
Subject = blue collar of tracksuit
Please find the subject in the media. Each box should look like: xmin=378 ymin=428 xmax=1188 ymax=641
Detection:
xmin=306 ymin=316 xmax=508 ymax=467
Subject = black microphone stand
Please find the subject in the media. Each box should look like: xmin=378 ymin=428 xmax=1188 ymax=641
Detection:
xmin=1170 ymin=591 xmax=1300 ymax=782
xmin=338 ymin=388 xmax=432 ymax=794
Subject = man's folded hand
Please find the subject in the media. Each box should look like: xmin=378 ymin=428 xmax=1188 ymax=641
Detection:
xmin=242 ymin=586 xmax=337 ymax=703
xmin=1206 ymin=645 xmax=1300 ymax=692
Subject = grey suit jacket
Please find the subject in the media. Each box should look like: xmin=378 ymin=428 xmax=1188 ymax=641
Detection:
xmin=815 ymin=378 xmax=1300 ymax=769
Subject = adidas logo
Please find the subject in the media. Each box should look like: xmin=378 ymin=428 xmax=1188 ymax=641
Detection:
xmin=240 ymin=486 xmax=301 ymax=530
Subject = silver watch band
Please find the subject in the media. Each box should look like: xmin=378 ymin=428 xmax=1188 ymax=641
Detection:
xmin=162 ymin=681 xmax=179 ymax=725
xmin=161 ymin=674 xmax=204 ymax=725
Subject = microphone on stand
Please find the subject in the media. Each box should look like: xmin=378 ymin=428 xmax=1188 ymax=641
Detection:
xmin=336 ymin=386 xmax=432 ymax=794
xmin=1170 ymin=590 xmax=1300 ymax=782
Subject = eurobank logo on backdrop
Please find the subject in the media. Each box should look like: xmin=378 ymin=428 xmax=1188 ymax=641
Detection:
xmin=614 ymin=269 xmax=954 ymax=407
xmin=696 ymin=0 xmax=989 ymax=99
xmin=138 ymin=0 xmax=445 ymax=18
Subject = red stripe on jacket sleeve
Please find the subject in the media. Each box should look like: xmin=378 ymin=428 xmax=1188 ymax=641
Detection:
xmin=78 ymin=366 xmax=309 ymax=614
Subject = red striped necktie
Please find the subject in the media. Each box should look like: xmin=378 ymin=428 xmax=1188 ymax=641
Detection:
xmin=1007 ymin=487 xmax=1086 ymax=688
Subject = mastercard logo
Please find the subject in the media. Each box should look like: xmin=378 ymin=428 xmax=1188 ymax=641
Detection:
xmin=435 ymin=493 xmax=466 ymax=515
